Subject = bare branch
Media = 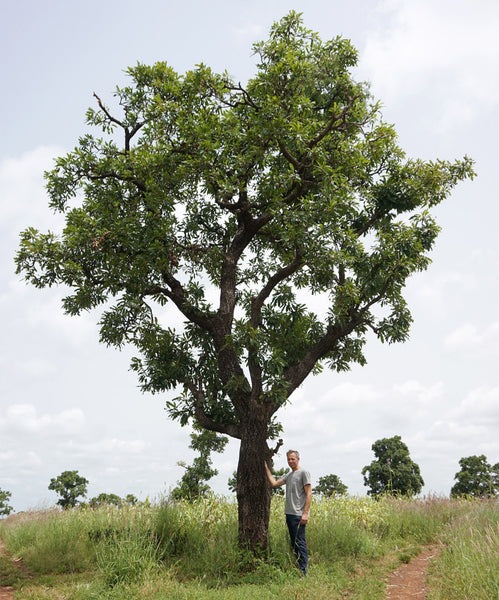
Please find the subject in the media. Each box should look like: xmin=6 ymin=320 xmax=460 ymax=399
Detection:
xmin=94 ymin=92 xmax=147 ymax=153
xmin=94 ymin=93 xmax=125 ymax=129
xmin=270 ymin=438 xmax=284 ymax=458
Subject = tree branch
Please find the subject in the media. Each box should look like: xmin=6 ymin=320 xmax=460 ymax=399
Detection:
xmin=143 ymin=277 xmax=216 ymax=333
xmin=250 ymin=252 xmax=304 ymax=328
xmin=307 ymin=93 xmax=361 ymax=148
xmin=186 ymin=381 xmax=243 ymax=439
xmin=281 ymin=316 xmax=361 ymax=405
xmin=270 ymin=438 xmax=284 ymax=458
xmin=94 ymin=93 xmax=147 ymax=153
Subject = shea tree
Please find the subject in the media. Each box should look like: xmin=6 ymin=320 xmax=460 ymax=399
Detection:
xmin=48 ymin=470 xmax=89 ymax=509
xmin=362 ymin=435 xmax=424 ymax=497
xmin=16 ymin=13 xmax=473 ymax=551
xmin=451 ymin=455 xmax=498 ymax=498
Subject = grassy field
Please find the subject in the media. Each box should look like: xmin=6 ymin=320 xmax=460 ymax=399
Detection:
xmin=0 ymin=494 xmax=497 ymax=599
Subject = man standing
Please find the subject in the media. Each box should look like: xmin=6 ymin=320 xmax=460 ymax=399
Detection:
xmin=265 ymin=449 xmax=312 ymax=575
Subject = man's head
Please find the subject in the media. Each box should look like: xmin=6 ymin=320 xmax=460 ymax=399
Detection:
xmin=286 ymin=450 xmax=300 ymax=471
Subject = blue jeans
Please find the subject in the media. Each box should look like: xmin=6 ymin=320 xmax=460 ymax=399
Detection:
xmin=285 ymin=514 xmax=308 ymax=574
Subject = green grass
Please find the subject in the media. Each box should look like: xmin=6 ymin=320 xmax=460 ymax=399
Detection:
xmin=427 ymin=498 xmax=499 ymax=600
xmin=1 ymin=495 xmax=497 ymax=599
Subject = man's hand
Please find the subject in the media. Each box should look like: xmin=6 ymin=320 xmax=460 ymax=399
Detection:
xmin=265 ymin=461 xmax=285 ymax=488
xmin=300 ymin=511 xmax=309 ymax=525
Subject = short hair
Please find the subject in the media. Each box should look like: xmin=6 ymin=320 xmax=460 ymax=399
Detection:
xmin=286 ymin=449 xmax=300 ymax=459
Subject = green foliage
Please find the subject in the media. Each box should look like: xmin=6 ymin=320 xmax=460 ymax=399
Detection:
xmin=15 ymin=12 xmax=474 ymax=439
xmin=48 ymin=470 xmax=89 ymax=509
xmin=14 ymin=11 xmax=474 ymax=550
xmin=0 ymin=487 xmax=13 ymax=516
xmin=313 ymin=474 xmax=348 ymax=497
xmin=88 ymin=493 xmax=132 ymax=508
xmin=170 ymin=427 xmax=228 ymax=501
xmin=450 ymin=454 xmax=498 ymax=498
xmin=362 ymin=435 xmax=424 ymax=498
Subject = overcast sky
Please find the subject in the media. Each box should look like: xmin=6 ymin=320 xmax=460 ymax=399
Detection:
xmin=1 ymin=0 xmax=498 ymax=512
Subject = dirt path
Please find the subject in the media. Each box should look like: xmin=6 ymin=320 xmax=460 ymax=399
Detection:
xmin=0 ymin=540 xmax=14 ymax=600
xmin=385 ymin=545 xmax=440 ymax=600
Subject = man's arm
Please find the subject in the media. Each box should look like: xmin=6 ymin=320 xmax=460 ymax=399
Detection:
xmin=300 ymin=483 xmax=312 ymax=524
xmin=264 ymin=461 xmax=285 ymax=488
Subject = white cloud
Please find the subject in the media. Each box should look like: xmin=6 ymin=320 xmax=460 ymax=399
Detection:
xmin=231 ymin=21 xmax=265 ymax=46
xmin=318 ymin=382 xmax=381 ymax=407
xmin=0 ymin=450 xmax=16 ymax=464
xmin=360 ymin=0 xmax=499 ymax=129
xmin=444 ymin=322 xmax=499 ymax=350
xmin=0 ymin=404 xmax=86 ymax=436
xmin=392 ymin=380 xmax=443 ymax=405
xmin=0 ymin=146 xmax=65 ymax=229
xmin=451 ymin=386 xmax=499 ymax=426
xmin=406 ymin=270 xmax=472 ymax=316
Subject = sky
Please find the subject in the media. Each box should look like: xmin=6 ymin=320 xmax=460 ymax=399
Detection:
xmin=1 ymin=0 xmax=499 ymax=512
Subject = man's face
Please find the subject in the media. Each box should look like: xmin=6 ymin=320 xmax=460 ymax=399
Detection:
xmin=287 ymin=452 xmax=299 ymax=471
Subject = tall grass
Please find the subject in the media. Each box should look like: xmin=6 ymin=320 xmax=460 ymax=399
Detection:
xmin=1 ymin=495 xmax=497 ymax=599
xmin=427 ymin=498 xmax=499 ymax=600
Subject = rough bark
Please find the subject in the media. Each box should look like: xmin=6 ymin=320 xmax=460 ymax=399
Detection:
xmin=236 ymin=415 xmax=272 ymax=553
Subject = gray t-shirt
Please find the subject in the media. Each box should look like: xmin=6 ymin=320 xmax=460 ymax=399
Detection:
xmin=282 ymin=468 xmax=311 ymax=516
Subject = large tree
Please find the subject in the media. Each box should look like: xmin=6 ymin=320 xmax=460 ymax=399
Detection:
xmin=16 ymin=13 xmax=473 ymax=551
xmin=450 ymin=455 xmax=498 ymax=498
xmin=48 ymin=470 xmax=89 ymax=509
xmin=362 ymin=436 xmax=424 ymax=497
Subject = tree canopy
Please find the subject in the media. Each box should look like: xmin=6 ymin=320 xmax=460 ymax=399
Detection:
xmin=0 ymin=488 xmax=13 ymax=517
xmin=313 ymin=474 xmax=348 ymax=497
xmin=362 ymin=435 xmax=424 ymax=497
xmin=450 ymin=455 xmax=499 ymax=498
xmin=48 ymin=470 xmax=89 ymax=509
xmin=16 ymin=12 xmax=473 ymax=549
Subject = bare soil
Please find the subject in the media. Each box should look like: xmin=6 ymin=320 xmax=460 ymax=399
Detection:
xmin=0 ymin=540 xmax=14 ymax=600
xmin=385 ymin=545 xmax=440 ymax=600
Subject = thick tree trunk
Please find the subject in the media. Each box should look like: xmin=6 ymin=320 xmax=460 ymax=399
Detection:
xmin=236 ymin=417 xmax=272 ymax=554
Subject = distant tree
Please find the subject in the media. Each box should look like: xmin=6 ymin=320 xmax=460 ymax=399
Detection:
xmin=362 ymin=436 xmax=424 ymax=497
xmin=48 ymin=470 xmax=89 ymax=509
xmin=171 ymin=427 xmax=228 ymax=501
xmin=125 ymin=494 xmax=139 ymax=506
xmin=15 ymin=12 xmax=474 ymax=552
xmin=492 ymin=462 xmax=499 ymax=491
xmin=0 ymin=488 xmax=13 ymax=516
xmin=313 ymin=474 xmax=348 ymax=497
xmin=229 ymin=466 xmax=288 ymax=497
xmin=89 ymin=492 xmax=123 ymax=508
xmin=450 ymin=455 xmax=498 ymax=498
